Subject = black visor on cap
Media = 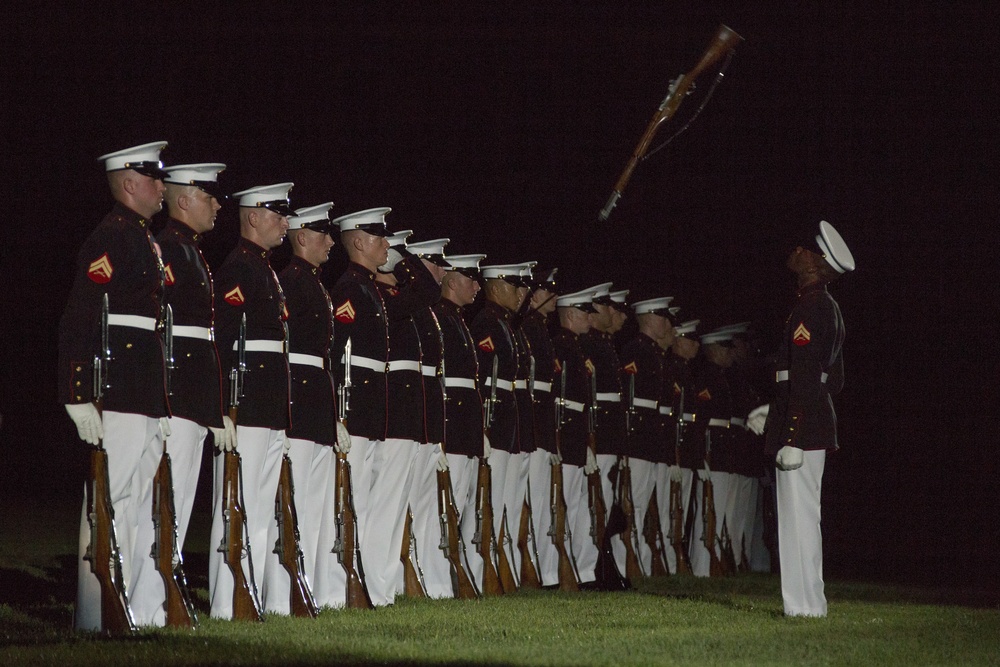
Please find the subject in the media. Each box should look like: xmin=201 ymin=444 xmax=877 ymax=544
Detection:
xmin=453 ymin=267 xmax=482 ymax=280
xmin=351 ymin=222 xmax=389 ymax=237
xmin=167 ymin=178 xmax=223 ymax=199
xmin=124 ymin=160 xmax=169 ymax=180
xmin=575 ymin=303 xmax=597 ymax=313
xmin=259 ymin=200 xmax=295 ymax=217
xmin=420 ymin=254 xmax=450 ymax=268
xmin=302 ymin=219 xmax=334 ymax=234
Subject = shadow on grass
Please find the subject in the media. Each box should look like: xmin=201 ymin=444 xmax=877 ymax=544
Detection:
xmin=637 ymin=572 xmax=1000 ymax=611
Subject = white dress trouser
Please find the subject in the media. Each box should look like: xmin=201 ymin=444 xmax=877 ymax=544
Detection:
xmin=365 ymin=437 xmax=417 ymax=606
xmin=527 ymin=449 xmax=558 ymax=586
xmin=262 ymin=437 xmax=316 ymax=615
xmin=312 ymin=435 xmax=375 ymax=609
xmin=447 ymin=454 xmax=481 ymax=593
xmin=411 ymin=442 xmax=452 ymax=599
xmin=76 ymin=411 xmax=163 ymax=631
xmin=129 ymin=415 xmax=206 ymax=626
xmin=777 ymin=450 xmax=827 ymax=617
xmin=502 ymin=450 xmax=530 ymax=581
xmin=208 ymin=426 xmax=285 ymax=619
xmin=564 ymin=463 xmax=598 ymax=583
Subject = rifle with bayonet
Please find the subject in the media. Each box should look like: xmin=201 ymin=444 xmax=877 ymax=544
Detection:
xmin=643 ymin=489 xmax=670 ymax=577
xmin=220 ymin=313 xmax=264 ymax=621
xmin=549 ymin=362 xmax=580 ymax=591
xmin=274 ymin=454 xmax=319 ymax=617
xmin=333 ymin=337 xmax=374 ymax=609
xmin=401 ymin=506 xmax=427 ymax=597
xmin=701 ymin=429 xmax=725 ymax=578
xmin=617 ymin=375 xmax=643 ymax=584
xmin=472 ymin=356 xmax=504 ymax=595
xmin=150 ymin=305 xmax=197 ymax=628
xmin=586 ymin=369 xmax=607 ymax=552
xmin=670 ymin=387 xmax=693 ymax=575
xmin=435 ymin=347 xmax=479 ymax=599
xmin=83 ymin=293 xmax=137 ymax=635
xmin=517 ymin=355 xmax=542 ymax=590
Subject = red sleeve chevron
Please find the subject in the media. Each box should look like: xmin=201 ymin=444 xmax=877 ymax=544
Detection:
xmin=478 ymin=336 xmax=495 ymax=352
xmin=335 ymin=299 xmax=356 ymax=323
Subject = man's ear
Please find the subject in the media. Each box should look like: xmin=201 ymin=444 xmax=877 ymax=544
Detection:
xmin=121 ymin=175 xmax=138 ymax=196
xmin=176 ymin=193 xmax=190 ymax=212
xmin=246 ymin=209 xmax=259 ymax=229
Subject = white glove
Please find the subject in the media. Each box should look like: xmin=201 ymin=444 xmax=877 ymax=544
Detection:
xmin=775 ymin=445 xmax=803 ymax=471
xmin=65 ymin=403 xmax=103 ymax=445
xmin=436 ymin=448 xmax=450 ymax=472
xmin=668 ymin=464 xmax=683 ymax=483
xmin=549 ymin=451 xmax=562 ymax=465
xmin=747 ymin=404 xmax=770 ymax=436
xmin=482 ymin=433 xmax=492 ymax=459
xmin=283 ymin=436 xmax=292 ymax=454
xmin=211 ymin=415 xmax=237 ymax=452
xmin=158 ymin=416 xmax=172 ymax=439
xmin=697 ymin=463 xmax=711 ymax=482
xmin=584 ymin=448 xmax=598 ymax=475
xmin=380 ymin=247 xmax=404 ymax=272
xmin=336 ymin=421 xmax=352 ymax=453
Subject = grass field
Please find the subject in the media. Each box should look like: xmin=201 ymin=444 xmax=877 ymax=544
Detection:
xmin=2 ymin=499 xmax=998 ymax=666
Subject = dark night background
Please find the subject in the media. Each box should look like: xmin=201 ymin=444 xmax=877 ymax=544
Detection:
xmin=2 ymin=3 xmax=997 ymax=595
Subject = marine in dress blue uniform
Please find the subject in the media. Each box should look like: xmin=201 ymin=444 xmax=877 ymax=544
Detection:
xmin=750 ymin=220 xmax=854 ymax=617
xmin=60 ymin=141 xmax=171 ymax=631
xmin=208 ymin=182 xmax=294 ymax=618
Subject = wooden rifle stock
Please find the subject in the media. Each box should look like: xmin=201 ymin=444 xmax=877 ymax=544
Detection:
xmin=719 ymin=518 xmax=737 ymax=576
xmin=643 ymin=489 xmax=670 ymax=577
xmin=517 ymin=498 xmax=542 ymax=589
xmin=549 ymin=456 xmax=580 ymax=592
xmin=401 ymin=507 xmax=427 ymax=597
xmin=701 ymin=473 xmax=724 ymax=578
xmin=437 ymin=469 xmax=479 ymax=599
xmin=274 ymin=455 xmax=318 ymax=617
xmin=84 ymin=444 xmax=137 ymax=635
xmin=333 ymin=450 xmax=373 ymax=609
xmin=586 ymin=438 xmax=607 ymax=551
xmin=599 ymin=24 xmax=744 ymax=221
xmin=617 ymin=461 xmax=644 ymax=583
xmin=495 ymin=507 xmax=519 ymax=593
xmin=219 ymin=435 xmax=264 ymax=622
xmin=151 ymin=450 xmax=196 ymax=628
xmin=472 ymin=456 xmax=503 ymax=595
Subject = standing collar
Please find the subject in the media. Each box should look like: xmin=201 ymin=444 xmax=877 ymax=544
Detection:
xmin=797 ymin=281 xmax=829 ymax=299
xmin=290 ymin=254 xmax=320 ymax=275
xmin=166 ymin=218 xmax=202 ymax=243
xmin=238 ymin=237 xmax=271 ymax=261
xmin=111 ymin=201 xmax=152 ymax=230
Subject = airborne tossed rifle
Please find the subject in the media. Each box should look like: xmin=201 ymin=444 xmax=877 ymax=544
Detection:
xmin=549 ymin=362 xmax=580 ymax=591
xmin=598 ymin=24 xmax=744 ymax=221
xmin=274 ymin=455 xmax=319 ymax=617
xmin=701 ymin=429 xmax=725 ymax=578
xmin=83 ymin=294 xmax=137 ymax=635
xmin=220 ymin=313 xmax=264 ymax=621
xmin=670 ymin=388 xmax=693 ymax=575
xmin=152 ymin=304 xmax=197 ymax=629
xmin=333 ymin=337 xmax=374 ymax=609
